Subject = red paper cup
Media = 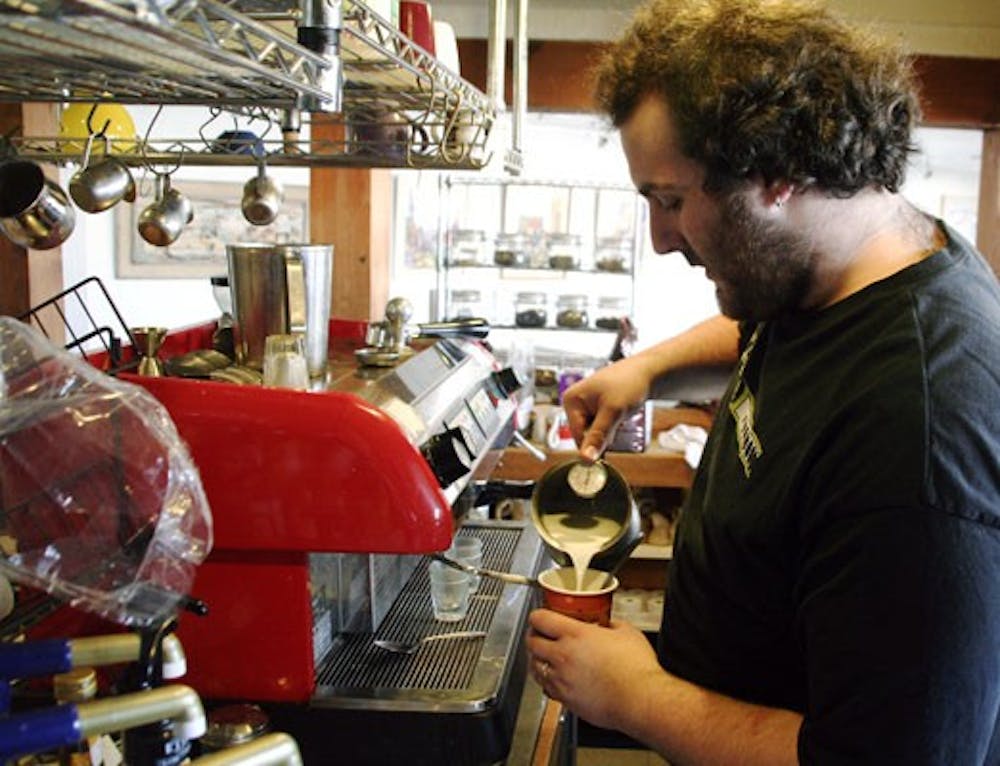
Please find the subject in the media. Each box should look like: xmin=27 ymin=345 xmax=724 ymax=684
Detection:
xmin=538 ymin=567 xmax=619 ymax=626
xmin=399 ymin=1 xmax=436 ymax=56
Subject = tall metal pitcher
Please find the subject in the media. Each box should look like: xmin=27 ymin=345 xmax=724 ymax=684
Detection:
xmin=226 ymin=243 xmax=333 ymax=379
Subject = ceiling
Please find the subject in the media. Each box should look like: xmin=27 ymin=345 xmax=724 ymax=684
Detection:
xmin=433 ymin=0 xmax=1000 ymax=59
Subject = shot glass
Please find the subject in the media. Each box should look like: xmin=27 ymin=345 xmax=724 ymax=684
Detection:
xmin=428 ymin=560 xmax=471 ymax=622
xmin=262 ymin=333 xmax=309 ymax=390
xmin=448 ymin=536 xmax=484 ymax=594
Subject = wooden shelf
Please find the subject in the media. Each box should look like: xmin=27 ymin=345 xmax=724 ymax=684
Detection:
xmin=631 ymin=543 xmax=673 ymax=560
xmin=490 ymin=445 xmax=695 ymax=489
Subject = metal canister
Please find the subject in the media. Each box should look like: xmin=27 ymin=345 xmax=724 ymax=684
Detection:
xmin=530 ymin=459 xmax=643 ymax=574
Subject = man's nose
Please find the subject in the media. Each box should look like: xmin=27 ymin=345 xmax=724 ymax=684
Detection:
xmin=649 ymin=209 xmax=684 ymax=254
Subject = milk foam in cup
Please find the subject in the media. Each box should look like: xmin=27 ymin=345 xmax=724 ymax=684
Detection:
xmin=538 ymin=567 xmax=619 ymax=626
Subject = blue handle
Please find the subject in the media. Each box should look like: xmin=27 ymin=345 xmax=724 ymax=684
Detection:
xmin=0 ymin=704 xmax=81 ymax=760
xmin=0 ymin=638 xmax=71 ymax=680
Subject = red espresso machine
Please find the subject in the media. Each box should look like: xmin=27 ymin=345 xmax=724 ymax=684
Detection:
xmin=120 ymin=316 xmax=544 ymax=765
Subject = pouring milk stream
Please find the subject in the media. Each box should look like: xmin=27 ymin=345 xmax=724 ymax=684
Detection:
xmin=530 ymin=459 xmax=642 ymax=591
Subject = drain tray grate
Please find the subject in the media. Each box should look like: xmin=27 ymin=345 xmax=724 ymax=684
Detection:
xmin=313 ymin=521 xmax=542 ymax=710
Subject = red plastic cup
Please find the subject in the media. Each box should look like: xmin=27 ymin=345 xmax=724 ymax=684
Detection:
xmin=538 ymin=567 xmax=619 ymax=626
xmin=399 ymin=1 xmax=436 ymax=56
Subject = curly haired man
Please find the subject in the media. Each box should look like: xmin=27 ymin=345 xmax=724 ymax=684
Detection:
xmin=526 ymin=1 xmax=1000 ymax=763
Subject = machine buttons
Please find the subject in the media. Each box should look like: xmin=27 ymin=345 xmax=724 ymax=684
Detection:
xmin=421 ymin=426 xmax=474 ymax=488
xmin=490 ymin=367 xmax=523 ymax=397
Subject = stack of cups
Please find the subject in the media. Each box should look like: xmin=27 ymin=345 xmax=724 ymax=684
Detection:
xmin=448 ymin=536 xmax=483 ymax=593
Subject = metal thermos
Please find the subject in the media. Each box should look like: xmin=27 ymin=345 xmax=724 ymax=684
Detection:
xmin=226 ymin=243 xmax=333 ymax=379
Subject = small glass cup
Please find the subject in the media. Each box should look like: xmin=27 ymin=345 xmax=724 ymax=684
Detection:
xmin=262 ymin=333 xmax=309 ymax=390
xmin=428 ymin=561 xmax=471 ymax=622
xmin=448 ymin=536 xmax=484 ymax=594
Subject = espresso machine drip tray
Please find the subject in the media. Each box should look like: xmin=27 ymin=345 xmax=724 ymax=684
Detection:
xmin=267 ymin=521 xmax=545 ymax=765
xmin=317 ymin=522 xmax=540 ymax=705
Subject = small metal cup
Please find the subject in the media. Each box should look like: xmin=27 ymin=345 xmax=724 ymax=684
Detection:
xmin=69 ymin=134 xmax=136 ymax=213
xmin=137 ymin=175 xmax=193 ymax=247
xmin=0 ymin=160 xmax=75 ymax=250
xmin=130 ymin=326 xmax=168 ymax=377
xmin=241 ymin=161 xmax=284 ymax=226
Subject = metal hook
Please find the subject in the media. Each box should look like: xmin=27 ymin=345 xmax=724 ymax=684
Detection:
xmin=249 ymin=106 xmax=277 ymax=145
xmin=139 ymin=105 xmax=184 ymax=178
xmin=197 ymin=106 xmax=226 ymax=151
xmin=139 ymin=104 xmax=163 ymax=174
xmin=84 ymin=103 xmax=111 ymax=139
xmin=439 ymin=92 xmax=467 ymax=164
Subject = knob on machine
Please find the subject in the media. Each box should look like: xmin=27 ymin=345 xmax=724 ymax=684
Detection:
xmin=421 ymin=426 xmax=474 ymax=487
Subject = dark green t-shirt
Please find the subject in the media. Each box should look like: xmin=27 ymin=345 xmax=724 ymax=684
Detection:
xmin=660 ymin=223 xmax=1000 ymax=764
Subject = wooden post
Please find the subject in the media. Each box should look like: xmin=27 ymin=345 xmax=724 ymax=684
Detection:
xmin=309 ymin=115 xmax=392 ymax=322
xmin=0 ymin=104 xmax=64 ymax=342
xmin=978 ymin=129 xmax=1000 ymax=276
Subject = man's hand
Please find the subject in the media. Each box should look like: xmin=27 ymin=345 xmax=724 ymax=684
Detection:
xmin=561 ymin=356 xmax=654 ymax=461
xmin=526 ymin=608 xmax=661 ymax=731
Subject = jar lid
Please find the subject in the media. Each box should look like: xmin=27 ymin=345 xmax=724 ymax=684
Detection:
xmin=201 ymin=704 xmax=270 ymax=749
xmin=452 ymin=289 xmax=482 ymax=301
xmin=516 ymin=291 xmax=547 ymax=302
xmin=557 ymin=294 xmax=589 ymax=305
xmin=598 ymin=295 xmax=629 ymax=308
xmin=596 ymin=235 xmax=631 ymax=249
xmin=496 ymin=232 xmax=527 ymax=245
xmin=452 ymin=229 xmax=486 ymax=241
xmin=548 ymin=232 xmax=582 ymax=245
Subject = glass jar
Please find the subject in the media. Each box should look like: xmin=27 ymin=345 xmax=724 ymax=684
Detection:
xmin=555 ymin=294 xmax=589 ymax=328
xmin=450 ymin=289 xmax=483 ymax=319
xmin=595 ymin=236 xmax=632 ymax=273
xmin=595 ymin=295 xmax=630 ymax=330
xmin=514 ymin=291 xmax=548 ymax=327
xmin=494 ymin=232 xmax=529 ymax=267
xmin=547 ymin=233 xmax=582 ymax=270
xmin=450 ymin=229 xmax=488 ymax=266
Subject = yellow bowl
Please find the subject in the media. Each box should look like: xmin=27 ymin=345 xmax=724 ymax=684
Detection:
xmin=59 ymin=103 xmax=138 ymax=155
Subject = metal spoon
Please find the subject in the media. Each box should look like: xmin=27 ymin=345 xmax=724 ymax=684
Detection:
xmin=373 ymin=630 xmax=487 ymax=656
xmin=431 ymin=554 xmax=538 ymax=587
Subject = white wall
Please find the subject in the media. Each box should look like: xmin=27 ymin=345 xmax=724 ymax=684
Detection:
xmin=432 ymin=0 xmax=1000 ymax=58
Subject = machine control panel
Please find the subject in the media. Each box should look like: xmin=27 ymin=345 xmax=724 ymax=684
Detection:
xmin=422 ymin=378 xmax=510 ymax=490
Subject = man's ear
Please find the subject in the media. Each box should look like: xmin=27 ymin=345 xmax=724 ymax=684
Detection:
xmin=764 ymin=181 xmax=795 ymax=210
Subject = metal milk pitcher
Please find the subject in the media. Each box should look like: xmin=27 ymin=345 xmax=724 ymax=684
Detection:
xmin=226 ymin=243 xmax=333 ymax=379
xmin=530 ymin=458 xmax=644 ymax=575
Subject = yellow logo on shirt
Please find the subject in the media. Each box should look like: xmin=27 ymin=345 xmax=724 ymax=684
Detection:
xmin=729 ymin=386 xmax=762 ymax=478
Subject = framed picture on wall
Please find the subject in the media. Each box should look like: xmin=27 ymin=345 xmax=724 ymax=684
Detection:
xmin=115 ymin=179 xmax=309 ymax=279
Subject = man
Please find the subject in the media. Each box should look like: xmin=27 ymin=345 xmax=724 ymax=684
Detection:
xmin=524 ymin=1 xmax=1000 ymax=763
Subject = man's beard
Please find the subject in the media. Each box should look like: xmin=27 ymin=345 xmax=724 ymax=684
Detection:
xmin=708 ymin=193 xmax=816 ymax=322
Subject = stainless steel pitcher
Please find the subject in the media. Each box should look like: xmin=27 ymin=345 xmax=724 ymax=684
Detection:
xmin=226 ymin=243 xmax=333 ymax=378
xmin=530 ymin=459 xmax=644 ymax=575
